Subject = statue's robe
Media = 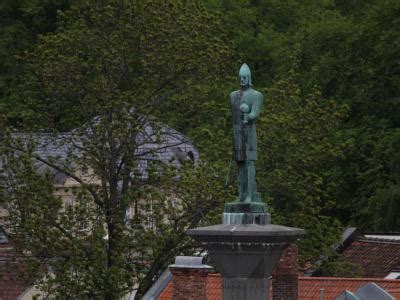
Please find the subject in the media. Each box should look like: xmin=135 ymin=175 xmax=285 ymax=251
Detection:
xmin=230 ymin=87 xmax=263 ymax=162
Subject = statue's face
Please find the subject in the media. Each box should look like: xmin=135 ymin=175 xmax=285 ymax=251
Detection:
xmin=239 ymin=75 xmax=250 ymax=87
xmin=238 ymin=63 xmax=251 ymax=87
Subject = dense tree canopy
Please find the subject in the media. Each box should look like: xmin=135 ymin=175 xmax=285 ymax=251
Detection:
xmin=0 ymin=0 xmax=71 ymax=126
xmin=257 ymin=65 xmax=348 ymax=261
xmin=210 ymin=0 xmax=400 ymax=233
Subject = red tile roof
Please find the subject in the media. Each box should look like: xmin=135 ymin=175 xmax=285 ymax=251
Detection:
xmin=157 ymin=275 xmax=400 ymax=300
xmin=340 ymin=237 xmax=400 ymax=277
xmin=299 ymin=277 xmax=400 ymax=299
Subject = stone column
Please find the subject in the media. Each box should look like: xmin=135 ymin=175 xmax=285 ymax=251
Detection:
xmin=187 ymin=224 xmax=304 ymax=300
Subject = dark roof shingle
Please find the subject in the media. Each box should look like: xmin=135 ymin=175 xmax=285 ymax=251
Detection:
xmin=339 ymin=237 xmax=400 ymax=277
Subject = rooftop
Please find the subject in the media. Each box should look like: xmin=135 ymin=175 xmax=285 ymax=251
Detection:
xmin=157 ymin=274 xmax=400 ymax=300
xmin=2 ymin=124 xmax=199 ymax=185
xmin=339 ymin=235 xmax=400 ymax=277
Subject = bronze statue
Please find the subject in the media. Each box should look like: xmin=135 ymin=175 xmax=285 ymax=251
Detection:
xmin=230 ymin=63 xmax=263 ymax=203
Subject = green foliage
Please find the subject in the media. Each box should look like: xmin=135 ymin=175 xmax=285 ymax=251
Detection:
xmin=314 ymin=259 xmax=363 ymax=278
xmin=208 ymin=0 xmax=400 ymax=247
xmin=16 ymin=0 xmax=230 ymax=131
xmin=350 ymin=130 xmax=400 ymax=231
xmin=1 ymin=0 xmax=232 ymax=298
xmin=369 ymin=185 xmax=400 ymax=232
xmin=257 ymin=64 xmax=348 ymax=261
xmin=133 ymin=161 xmax=229 ymax=297
xmin=0 ymin=0 xmax=71 ymax=127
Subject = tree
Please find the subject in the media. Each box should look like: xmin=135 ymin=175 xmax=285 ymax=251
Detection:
xmin=208 ymin=0 xmax=400 ymax=235
xmin=257 ymin=64 xmax=348 ymax=262
xmin=352 ymin=130 xmax=400 ymax=232
xmin=0 ymin=0 xmax=231 ymax=298
xmin=0 ymin=0 xmax=71 ymax=127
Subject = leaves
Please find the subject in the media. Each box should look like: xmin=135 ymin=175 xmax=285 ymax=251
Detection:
xmin=257 ymin=64 xmax=347 ymax=261
xmin=1 ymin=0 xmax=232 ymax=298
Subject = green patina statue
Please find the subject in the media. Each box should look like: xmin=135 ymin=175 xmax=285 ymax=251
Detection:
xmin=230 ymin=63 xmax=263 ymax=203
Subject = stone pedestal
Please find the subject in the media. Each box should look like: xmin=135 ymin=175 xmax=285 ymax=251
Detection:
xmin=222 ymin=212 xmax=271 ymax=225
xmin=223 ymin=278 xmax=269 ymax=299
xmin=223 ymin=201 xmax=271 ymax=225
xmin=187 ymin=224 xmax=304 ymax=300
xmin=224 ymin=201 xmax=268 ymax=213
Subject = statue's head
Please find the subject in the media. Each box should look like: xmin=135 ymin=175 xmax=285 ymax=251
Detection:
xmin=239 ymin=63 xmax=252 ymax=87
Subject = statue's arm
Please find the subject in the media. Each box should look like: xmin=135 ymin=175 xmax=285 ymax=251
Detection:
xmin=229 ymin=92 xmax=236 ymax=106
xmin=247 ymin=92 xmax=263 ymax=121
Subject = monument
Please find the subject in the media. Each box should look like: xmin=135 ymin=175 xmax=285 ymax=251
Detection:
xmin=230 ymin=62 xmax=262 ymax=203
xmin=187 ymin=64 xmax=305 ymax=300
xmin=224 ymin=63 xmax=270 ymax=225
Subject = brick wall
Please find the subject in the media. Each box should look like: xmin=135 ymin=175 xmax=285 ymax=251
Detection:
xmin=170 ymin=267 xmax=210 ymax=300
xmin=272 ymin=244 xmax=299 ymax=300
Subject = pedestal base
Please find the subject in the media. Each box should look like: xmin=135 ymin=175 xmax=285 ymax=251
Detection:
xmin=222 ymin=278 xmax=269 ymax=300
xmin=223 ymin=200 xmax=270 ymax=225
xmin=187 ymin=224 xmax=305 ymax=300
xmin=224 ymin=201 xmax=267 ymax=213
xmin=222 ymin=212 xmax=271 ymax=225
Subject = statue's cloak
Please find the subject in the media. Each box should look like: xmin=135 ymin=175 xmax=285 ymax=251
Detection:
xmin=230 ymin=88 xmax=263 ymax=162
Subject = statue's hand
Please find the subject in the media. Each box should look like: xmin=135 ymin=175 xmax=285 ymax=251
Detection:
xmin=242 ymin=113 xmax=249 ymax=124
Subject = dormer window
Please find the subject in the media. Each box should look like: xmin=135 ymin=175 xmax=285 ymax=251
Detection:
xmin=0 ymin=227 xmax=8 ymax=244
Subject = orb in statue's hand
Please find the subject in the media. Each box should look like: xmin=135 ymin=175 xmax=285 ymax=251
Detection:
xmin=240 ymin=103 xmax=250 ymax=113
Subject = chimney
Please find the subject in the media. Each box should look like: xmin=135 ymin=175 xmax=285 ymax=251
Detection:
xmin=272 ymin=244 xmax=299 ymax=300
xmin=169 ymin=256 xmax=212 ymax=300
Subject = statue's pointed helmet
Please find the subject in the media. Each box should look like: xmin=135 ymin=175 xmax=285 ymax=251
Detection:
xmin=239 ymin=63 xmax=252 ymax=86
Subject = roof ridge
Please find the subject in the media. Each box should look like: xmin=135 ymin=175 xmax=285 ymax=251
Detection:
xmin=358 ymin=237 xmax=400 ymax=244
xmin=299 ymin=276 xmax=400 ymax=283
